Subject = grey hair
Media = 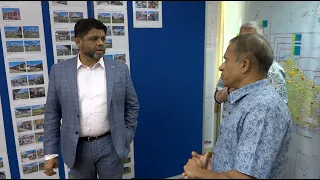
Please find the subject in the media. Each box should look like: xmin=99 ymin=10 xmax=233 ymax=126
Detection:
xmin=240 ymin=21 xmax=263 ymax=36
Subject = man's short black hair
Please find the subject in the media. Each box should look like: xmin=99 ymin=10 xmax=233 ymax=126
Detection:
xmin=74 ymin=18 xmax=107 ymax=38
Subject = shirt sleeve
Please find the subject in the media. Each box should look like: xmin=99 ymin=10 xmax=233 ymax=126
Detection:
xmin=234 ymin=105 xmax=289 ymax=179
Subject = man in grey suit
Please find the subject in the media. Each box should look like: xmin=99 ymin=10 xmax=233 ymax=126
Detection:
xmin=43 ymin=18 xmax=139 ymax=179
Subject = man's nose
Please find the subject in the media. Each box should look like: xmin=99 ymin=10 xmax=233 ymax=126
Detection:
xmin=218 ymin=63 xmax=224 ymax=71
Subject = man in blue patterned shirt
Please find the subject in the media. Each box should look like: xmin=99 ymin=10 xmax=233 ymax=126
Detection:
xmin=183 ymin=33 xmax=291 ymax=179
xmin=215 ymin=21 xmax=288 ymax=120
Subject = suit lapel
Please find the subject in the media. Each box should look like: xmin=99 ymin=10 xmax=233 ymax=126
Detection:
xmin=67 ymin=57 xmax=80 ymax=114
xmin=104 ymin=58 xmax=115 ymax=113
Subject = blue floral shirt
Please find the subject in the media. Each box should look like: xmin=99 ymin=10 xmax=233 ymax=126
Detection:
xmin=216 ymin=61 xmax=288 ymax=119
xmin=212 ymin=79 xmax=292 ymax=179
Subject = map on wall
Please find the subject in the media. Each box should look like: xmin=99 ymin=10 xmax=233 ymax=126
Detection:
xmin=244 ymin=1 xmax=320 ymax=179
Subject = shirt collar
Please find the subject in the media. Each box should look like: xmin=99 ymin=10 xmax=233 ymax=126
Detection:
xmin=228 ymin=79 xmax=270 ymax=104
xmin=77 ymin=54 xmax=105 ymax=69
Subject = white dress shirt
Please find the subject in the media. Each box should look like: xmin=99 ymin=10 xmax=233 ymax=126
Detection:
xmin=45 ymin=56 xmax=109 ymax=161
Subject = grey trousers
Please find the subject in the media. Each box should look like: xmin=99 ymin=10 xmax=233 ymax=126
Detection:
xmin=70 ymin=134 xmax=124 ymax=179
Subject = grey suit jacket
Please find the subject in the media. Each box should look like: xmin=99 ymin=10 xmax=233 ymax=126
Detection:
xmin=43 ymin=56 xmax=139 ymax=168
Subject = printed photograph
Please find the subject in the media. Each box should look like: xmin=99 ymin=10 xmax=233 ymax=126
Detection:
xmin=31 ymin=105 xmax=45 ymax=116
xmin=57 ymin=45 xmax=71 ymax=56
xmin=34 ymin=132 xmax=44 ymax=143
xmin=104 ymin=54 xmax=113 ymax=59
xmin=71 ymin=45 xmax=79 ymax=55
xmin=52 ymin=1 xmax=67 ymax=6
xmin=20 ymin=149 xmax=37 ymax=162
xmin=105 ymin=38 xmax=112 ymax=48
xmin=124 ymin=167 xmax=131 ymax=174
xmin=58 ymin=59 xmax=67 ymax=63
xmin=135 ymin=1 xmax=147 ymax=8
xmin=112 ymin=12 xmax=124 ymax=23
xmin=14 ymin=106 xmax=32 ymax=118
xmin=97 ymin=1 xmax=111 ymax=5
xmin=6 ymin=41 xmax=24 ymax=53
xmin=0 ymin=157 xmax=3 ymax=168
xmin=136 ymin=11 xmax=147 ymax=21
xmin=24 ymin=40 xmax=41 ymax=52
xmin=4 ymin=26 xmax=22 ymax=38
xmin=124 ymin=156 xmax=131 ymax=164
xmin=111 ymin=1 xmax=123 ymax=6
xmin=18 ymin=133 xmax=35 ymax=146
xmin=106 ymin=26 xmax=112 ymax=36
xmin=70 ymin=30 xmax=75 ymax=41
xmin=69 ymin=12 xmax=83 ymax=23
xmin=55 ymin=30 xmax=70 ymax=42
xmin=33 ymin=119 xmax=44 ymax=130
xmin=114 ymin=54 xmax=126 ymax=64
xmin=26 ymin=60 xmax=43 ymax=72
xmin=2 ymin=8 xmax=20 ymax=20
xmin=9 ymin=61 xmax=26 ymax=73
xmin=28 ymin=74 xmax=44 ymax=86
xmin=22 ymin=162 xmax=38 ymax=174
xmin=112 ymin=26 xmax=125 ymax=36
xmin=36 ymin=148 xmax=44 ymax=159
xmin=11 ymin=75 xmax=28 ymax=87
xmin=148 ymin=1 xmax=159 ymax=9
xmin=17 ymin=120 xmax=32 ymax=133
xmin=38 ymin=160 xmax=45 ymax=171
xmin=98 ymin=12 xmax=111 ymax=23
xmin=68 ymin=170 xmax=74 ymax=179
xmin=23 ymin=26 xmax=40 ymax=38
xmin=29 ymin=87 xmax=45 ymax=99
xmin=13 ymin=88 xmax=29 ymax=100
xmin=53 ymin=11 xmax=69 ymax=23
xmin=0 ymin=171 xmax=5 ymax=179
xmin=147 ymin=11 xmax=159 ymax=21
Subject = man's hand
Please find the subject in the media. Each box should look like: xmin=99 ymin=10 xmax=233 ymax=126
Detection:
xmin=183 ymin=158 xmax=203 ymax=179
xmin=182 ymin=151 xmax=212 ymax=179
xmin=215 ymin=87 xmax=229 ymax=103
xmin=44 ymin=157 xmax=59 ymax=176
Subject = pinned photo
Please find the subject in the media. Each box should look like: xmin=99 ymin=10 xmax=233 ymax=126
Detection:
xmin=112 ymin=26 xmax=125 ymax=36
xmin=35 ymin=132 xmax=44 ymax=143
xmin=36 ymin=148 xmax=44 ymax=159
xmin=11 ymin=75 xmax=28 ymax=87
xmin=147 ymin=11 xmax=159 ymax=21
xmin=69 ymin=12 xmax=83 ymax=23
xmin=23 ymin=26 xmax=40 ymax=38
xmin=24 ymin=40 xmax=41 ymax=52
xmin=22 ymin=162 xmax=38 ymax=174
xmin=136 ymin=11 xmax=147 ymax=21
xmin=17 ymin=120 xmax=33 ymax=133
xmin=4 ymin=26 xmax=22 ymax=38
xmin=104 ymin=54 xmax=113 ymax=59
xmin=71 ymin=30 xmax=75 ymax=41
xmin=112 ymin=12 xmax=124 ymax=23
xmin=98 ymin=12 xmax=111 ymax=23
xmin=0 ymin=157 xmax=3 ymax=168
xmin=29 ymin=87 xmax=45 ymax=99
xmin=97 ymin=1 xmax=111 ymax=6
xmin=6 ymin=41 xmax=24 ymax=53
xmin=9 ymin=61 xmax=26 ymax=73
xmin=124 ymin=167 xmax=131 ymax=174
xmin=55 ymin=30 xmax=70 ymax=42
xmin=72 ymin=45 xmax=79 ymax=55
xmin=38 ymin=160 xmax=45 ymax=171
xmin=28 ymin=74 xmax=44 ymax=86
xmin=31 ymin=105 xmax=45 ymax=116
xmin=114 ymin=54 xmax=126 ymax=64
xmin=135 ymin=1 xmax=147 ymax=8
xmin=106 ymin=26 xmax=112 ymax=36
xmin=52 ymin=1 xmax=67 ymax=6
xmin=105 ymin=38 xmax=112 ymax=48
xmin=111 ymin=1 xmax=123 ymax=6
xmin=20 ymin=149 xmax=37 ymax=162
xmin=33 ymin=119 xmax=44 ymax=130
xmin=57 ymin=45 xmax=71 ymax=56
xmin=2 ymin=8 xmax=21 ymax=20
xmin=13 ymin=88 xmax=30 ymax=100
xmin=14 ymin=106 xmax=32 ymax=118
xmin=18 ymin=133 xmax=35 ymax=146
xmin=53 ymin=11 xmax=69 ymax=23
xmin=26 ymin=60 xmax=43 ymax=72
xmin=148 ymin=1 xmax=159 ymax=9
xmin=0 ymin=171 xmax=5 ymax=179
xmin=58 ymin=59 xmax=67 ymax=63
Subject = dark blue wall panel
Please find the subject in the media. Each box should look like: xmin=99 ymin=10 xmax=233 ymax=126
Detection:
xmin=128 ymin=1 xmax=205 ymax=178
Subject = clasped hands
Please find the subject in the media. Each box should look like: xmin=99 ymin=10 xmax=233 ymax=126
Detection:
xmin=182 ymin=151 xmax=211 ymax=179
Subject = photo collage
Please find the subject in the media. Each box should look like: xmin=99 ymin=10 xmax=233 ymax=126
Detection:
xmin=8 ymin=59 xmax=46 ymax=101
xmin=135 ymin=1 xmax=160 ymax=22
xmin=50 ymin=3 xmax=87 ymax=64
xmin=19 ymin=148 xmax=45 ymax=175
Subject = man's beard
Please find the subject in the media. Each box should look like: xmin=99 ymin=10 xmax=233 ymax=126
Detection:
xmin=84 ymin=48 xmax=105 ymax=60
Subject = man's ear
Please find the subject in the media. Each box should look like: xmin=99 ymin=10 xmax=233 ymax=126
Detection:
xmin=240 ymin=58 xmax=250 ymax=74
xmin=75 ymin=37 xmax=80 ymax=47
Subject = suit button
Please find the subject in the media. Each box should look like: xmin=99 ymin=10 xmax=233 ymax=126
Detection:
xmin=77 ymin=115 xmax=80 ymax=118
xmin=75 ymin=131 xmax=79 ymax=134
